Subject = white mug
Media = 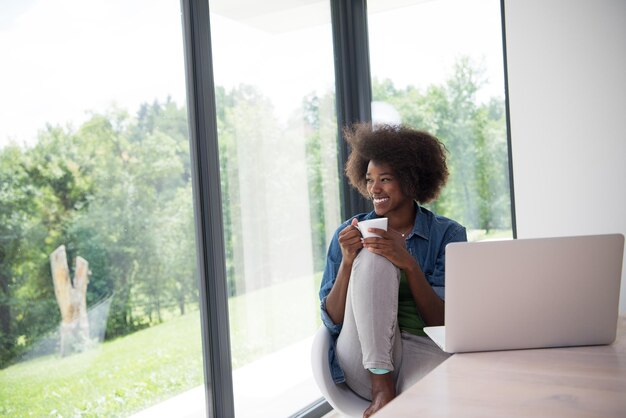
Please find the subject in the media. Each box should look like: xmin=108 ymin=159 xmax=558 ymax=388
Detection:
xmin=356 ymin=218 xmax=388 ymax=238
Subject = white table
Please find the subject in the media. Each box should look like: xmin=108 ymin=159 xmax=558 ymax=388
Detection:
xmin=375 ymin=316 xmax=626 ymax=417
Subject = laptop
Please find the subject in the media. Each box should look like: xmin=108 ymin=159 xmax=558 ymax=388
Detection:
xmin=424 ymin=234 xmax=624 ymax=353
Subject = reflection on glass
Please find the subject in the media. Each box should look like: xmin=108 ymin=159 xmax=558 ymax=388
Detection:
xmin=0 ymin=1 xmax=206 ymax=417
xmin=208 ymin=1 xmax=340 ymax=416
xmin=368 ymin=0 xmax=513 ymax=240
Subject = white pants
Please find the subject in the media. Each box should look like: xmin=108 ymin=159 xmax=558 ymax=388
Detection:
xmin=336 ymin=250 xmax=450 ymax=400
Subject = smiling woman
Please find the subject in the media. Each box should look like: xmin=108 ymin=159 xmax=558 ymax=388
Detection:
xmin=320 ymin=123 xmax=467 ymax=417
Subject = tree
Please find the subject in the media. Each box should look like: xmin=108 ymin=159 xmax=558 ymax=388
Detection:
xmin=0 ymin=98 xmax=200 ymax=365
xmin=49 ymin=245 xmax=91 ymax=356
xmin=155 ymin=185 xmax=197 ymax=315
xmin=0 ymin=145 xmax=33 ymax=364
xmin=300 ymin=91 xmax=341 ymax=272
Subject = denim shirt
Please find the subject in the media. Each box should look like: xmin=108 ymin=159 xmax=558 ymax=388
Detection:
xmin=319 ymin=204 xmax=467 ymax=384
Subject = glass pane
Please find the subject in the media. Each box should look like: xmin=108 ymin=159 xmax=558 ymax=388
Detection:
xmin=0 ymin=1 xmax=206 ymax=417
xmin=367 ymin=0 xmax=513 ymax=240
xmin=208 ymin=1 xmax=340 ymax=416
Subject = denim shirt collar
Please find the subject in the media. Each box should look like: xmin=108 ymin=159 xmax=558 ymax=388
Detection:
xmin=411 ymin=204 xmax=430 ymax=241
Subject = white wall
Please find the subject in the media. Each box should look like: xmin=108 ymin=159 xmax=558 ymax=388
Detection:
xmin=504 ymin=0 xmax=626 ymax=312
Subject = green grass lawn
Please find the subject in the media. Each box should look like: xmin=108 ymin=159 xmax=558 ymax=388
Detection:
xmin=0 ymin=274 xmax=322 ymax=417
xmin=0 ymin=312 xmax=204 ymax=417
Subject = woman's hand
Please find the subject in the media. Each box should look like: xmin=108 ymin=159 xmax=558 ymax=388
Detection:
xmin=362 ymin=228 xmax=417 ymax=271
xmin=338 ymin=218 xmax=363 ymax=265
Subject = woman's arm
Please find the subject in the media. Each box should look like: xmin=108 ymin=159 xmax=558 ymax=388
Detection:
xmin=324 ymin=218 xmax=363 ymax=324
xmin=324 ymin=259 xmax=353 ymax=324
xmin=406 ymin=225 xmax=467 ymax=325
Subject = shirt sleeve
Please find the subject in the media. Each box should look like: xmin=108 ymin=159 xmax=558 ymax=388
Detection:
xmin=430 ymin=224 xmax=467 ymax=300
xmin=319 ymin=224 xmax=346 ymax=337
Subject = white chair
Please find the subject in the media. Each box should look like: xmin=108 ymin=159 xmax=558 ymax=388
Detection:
xmin=311 ymin=326 xmax=370 ymax=417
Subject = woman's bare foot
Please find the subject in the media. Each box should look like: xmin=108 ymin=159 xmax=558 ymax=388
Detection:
xmin=363 ymin=372 xmax=396 ymax=418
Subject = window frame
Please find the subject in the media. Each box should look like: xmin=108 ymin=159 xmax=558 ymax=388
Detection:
xmin=331 ymin=0 xmax=374 ymax=219
xmin=181 ymin=1 xmax=235 ymax=416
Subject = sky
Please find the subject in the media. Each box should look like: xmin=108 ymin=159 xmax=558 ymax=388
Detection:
xmin=0 ymin=0 xmax=505 ymax=148
xmin=0 ymin=0 xmax=187 ymax=148
xmin=368 ymin=0 xmax=505 ymax=99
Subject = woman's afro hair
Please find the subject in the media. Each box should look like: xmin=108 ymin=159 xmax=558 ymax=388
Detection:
xmin=344 ymin=123 xmax=449 ymax=204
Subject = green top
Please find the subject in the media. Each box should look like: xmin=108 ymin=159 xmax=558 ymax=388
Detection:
xmin=397 ymin=270 xmax=427 ymax=337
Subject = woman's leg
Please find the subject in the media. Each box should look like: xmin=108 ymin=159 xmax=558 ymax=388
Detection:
xmin=336 ymin=249 xmax=402 ymax=400
xmin=396 ymin=332 xmax=451 ymax=393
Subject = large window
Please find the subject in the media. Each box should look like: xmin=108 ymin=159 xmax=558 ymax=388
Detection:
xmin=368 ymin=0 xmax=513 ymax=240
xmin=1 ymin=0 xmax=513 ymax=417
xmin=208 ymin=1 xmax=341 ymax=416
xmin=0 ymin=1 xmax=207 ymax=416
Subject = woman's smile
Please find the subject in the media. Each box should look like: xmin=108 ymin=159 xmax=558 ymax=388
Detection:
xmin=372 ymin=196 xmax=390 ymax=207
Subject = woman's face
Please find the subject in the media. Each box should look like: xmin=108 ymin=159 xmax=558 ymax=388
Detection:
xmin=366 ymin=160 xmax=412 ymax=217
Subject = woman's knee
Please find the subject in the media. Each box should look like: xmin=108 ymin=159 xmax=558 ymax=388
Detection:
xmin=353 ymin=250 xmax=398 ymax=280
